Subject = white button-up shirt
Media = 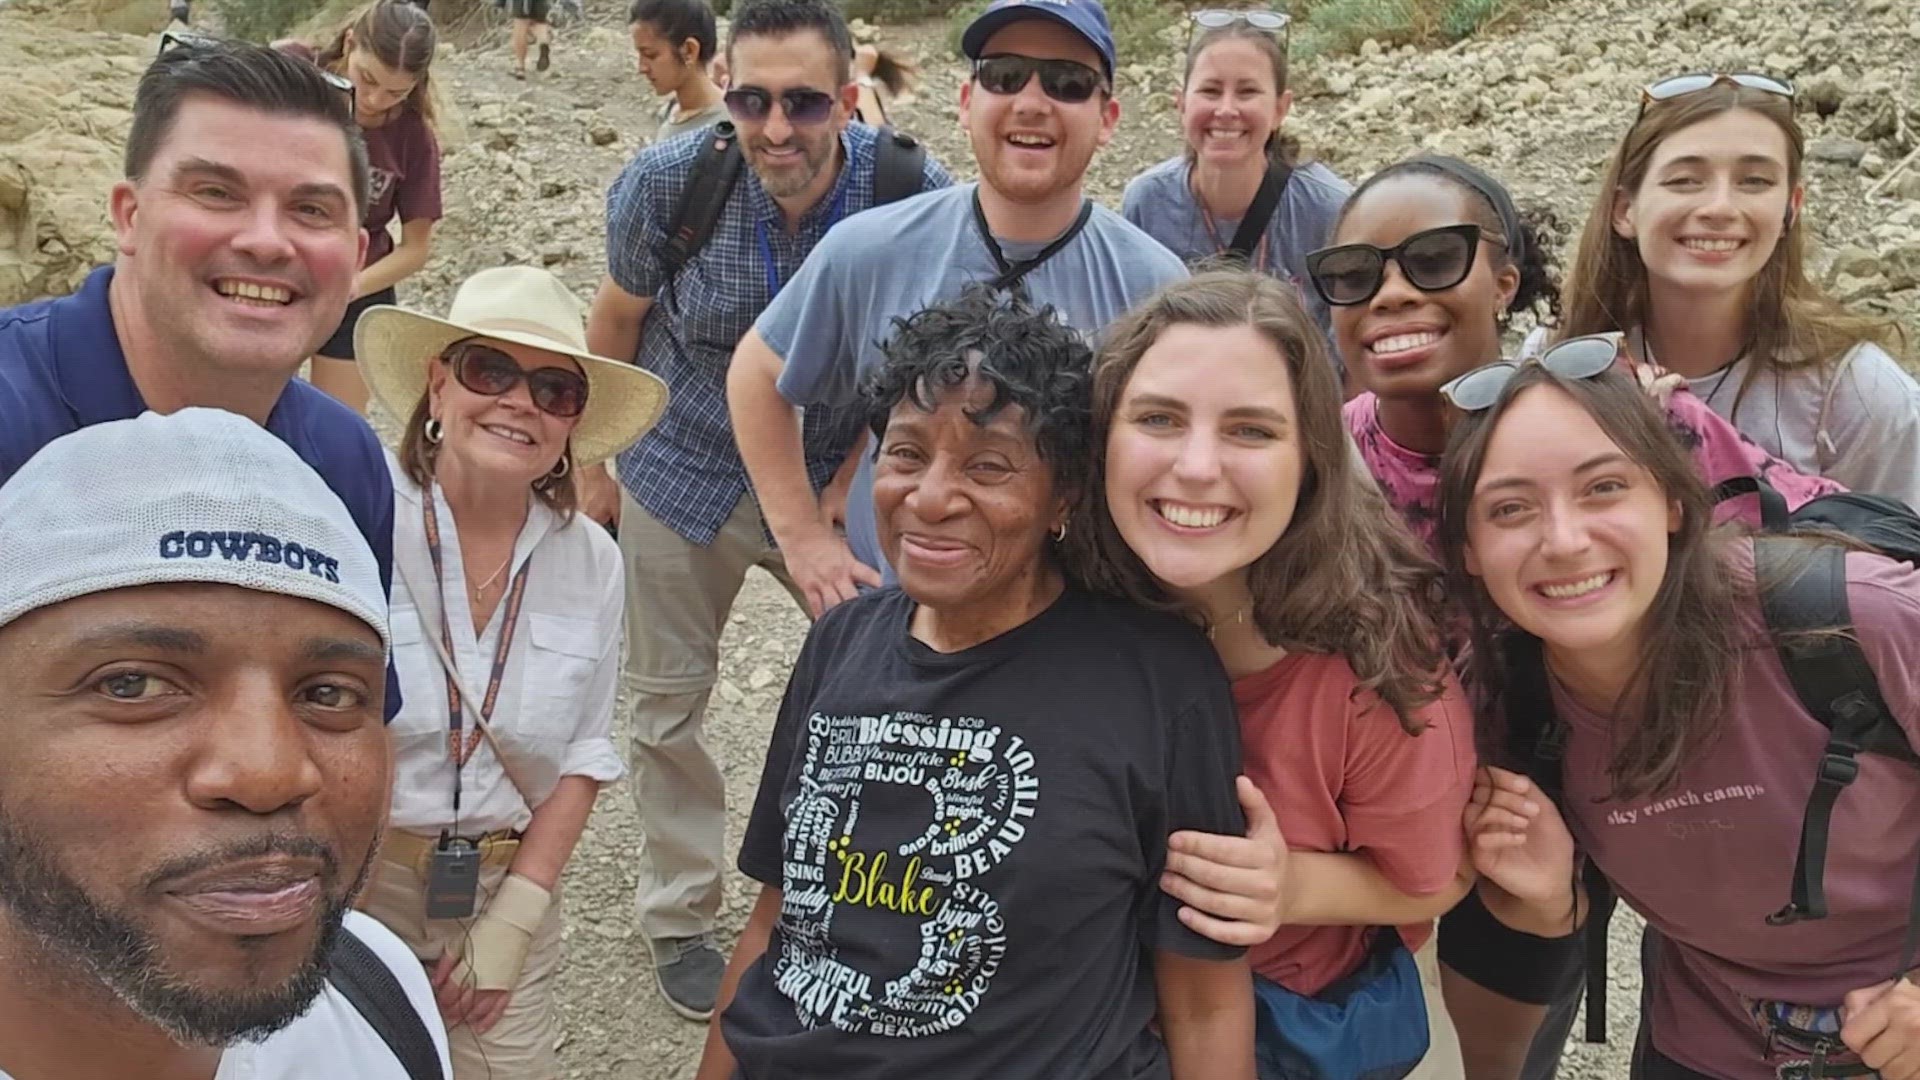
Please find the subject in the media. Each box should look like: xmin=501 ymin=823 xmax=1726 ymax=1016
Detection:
xmin=385 ymin=453 xmax=626 ymax=835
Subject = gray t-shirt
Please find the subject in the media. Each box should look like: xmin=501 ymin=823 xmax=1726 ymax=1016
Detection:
xmin=1687 ymin=341 xmax=1920 ymax=510
xmin=758 ymin=181 xmax=1189 ymax=575
xmin=1121 ymin=155 xmax=1350 ymax=354
xmin=654 ymin=99 xmax=729 ymax=143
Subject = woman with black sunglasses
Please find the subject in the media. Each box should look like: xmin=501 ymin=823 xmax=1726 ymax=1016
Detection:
xmin=350 ymin=267 xmax=668 ymax=1079
xmin=1555 ymin=73 xmax=1920 ymax=511
xmin=1436 ymin=360 xmax=1920 ymax=1080
xmin=1305 ymin=154 xmax=1848 ymax=1080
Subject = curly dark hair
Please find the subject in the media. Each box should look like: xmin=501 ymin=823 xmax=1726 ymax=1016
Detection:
xmin=861 ymin=286 xmax=1094 ymax=507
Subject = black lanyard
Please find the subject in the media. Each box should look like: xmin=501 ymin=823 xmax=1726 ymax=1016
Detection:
xmin=970 ymin=188 xmax=1094 ymax=297
xmin=420 ymin=485 xmax=531 ymax=819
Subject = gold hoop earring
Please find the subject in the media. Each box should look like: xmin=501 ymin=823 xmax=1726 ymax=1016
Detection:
xmin=1051 ymin=520 xmax=1068 ymax=543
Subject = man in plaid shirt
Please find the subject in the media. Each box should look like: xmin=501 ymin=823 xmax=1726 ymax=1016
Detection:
xmin=584 ymin=0 xmax=950 ymax=1024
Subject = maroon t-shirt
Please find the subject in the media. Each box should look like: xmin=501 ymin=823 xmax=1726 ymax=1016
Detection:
xmin=273 ymin=41 xmax=443 ymax=267
xmin=1556 ymin=542 xmax=1920 ymax=1078
xmin=359 ymin=107 xmax=441 ymax=266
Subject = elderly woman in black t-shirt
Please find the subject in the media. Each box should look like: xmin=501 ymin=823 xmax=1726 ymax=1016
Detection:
xmin=693 ymin=288 xmax=1256 ymax=1080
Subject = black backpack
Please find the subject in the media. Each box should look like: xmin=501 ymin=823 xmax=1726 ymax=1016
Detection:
xmin=1503 ymin=476 xmax=1920 ymax=1043
xmin=656 ymin=120 xmax=928 ymax=283
xmin=329 ymin=929 xmax=445 ymax=1080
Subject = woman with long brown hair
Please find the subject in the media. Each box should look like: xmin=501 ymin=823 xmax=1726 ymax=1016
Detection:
xmin=283 ymin=0 xmax=444 ymax=415
xmin=1557 ymin=73 xmax=1919 ymax=509
xmin=1439 ymin=359 xmax=1920 ymax=1079
xmin=1075 ymin=271 xmax=1475 ymax=1079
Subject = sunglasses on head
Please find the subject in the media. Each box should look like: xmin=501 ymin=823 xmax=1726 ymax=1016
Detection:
xmin=972 ymin=55 xmax=1106 ymax=105
xmin=444 ymin=340 xmax=589 ymax=419
xmin=1437 ymin=333 xmax=1624 ymax=413
xmin=158 ymin=30 xmax=357 ymax=114
xmin=1304 ymin=223 xmax=1500 ymax=307
xmin=1637 ymin=71 xmax=1793 ymax=119
xmin=723 ymin=86 xmax=837 ymax=125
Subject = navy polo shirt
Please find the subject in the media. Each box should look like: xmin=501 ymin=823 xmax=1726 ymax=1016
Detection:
xmin=0 ymin=266 xmax=403 ymax=721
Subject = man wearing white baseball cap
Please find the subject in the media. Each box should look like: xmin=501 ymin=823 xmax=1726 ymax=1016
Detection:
xmin=0 ymin=409 xmax=450 ymax=1080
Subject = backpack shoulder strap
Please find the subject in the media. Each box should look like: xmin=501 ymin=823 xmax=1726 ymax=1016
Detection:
xmin=871 ymin=126 xmax=927 ymax=207
xmin=1226 ymin=159 xmax=1292 ymax=263
xmin=329 ymin=928 xmax=446 ymax=1080
xmin=1754 ymin=537 xmax=1911 ymax=928
xmin=657 ymin=122 xmax=745 ymax=282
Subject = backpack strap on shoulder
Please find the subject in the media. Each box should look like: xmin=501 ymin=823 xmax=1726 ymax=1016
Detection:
xmin=658 ymin=121 xmax=745 ymax=283
xmin=1711 ymin=474 xmax=1791 ymax=532
xmin=1755 ymin=537 xmax=1901 ymax=927
xmin=872 ymin=126 xmax=926 ymax=207
xmin=329 ymin=928 xmax=445 ymax=1080
xmin=1225 ymin=159 xmax=1292 ymax=264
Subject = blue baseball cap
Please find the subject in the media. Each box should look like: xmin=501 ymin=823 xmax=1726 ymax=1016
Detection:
xmin=961 ymin=0 xmax=1116 ymax=84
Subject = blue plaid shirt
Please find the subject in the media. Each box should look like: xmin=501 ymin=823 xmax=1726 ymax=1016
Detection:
xmin=605 ymin=123 xmax=951 ymax=546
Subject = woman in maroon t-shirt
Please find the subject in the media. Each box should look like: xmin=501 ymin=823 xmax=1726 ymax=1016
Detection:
xmin=287 ymin=0 xmax=445 ymax=415
xmin=1443 ymin=362 xmax=1920 ymax=1079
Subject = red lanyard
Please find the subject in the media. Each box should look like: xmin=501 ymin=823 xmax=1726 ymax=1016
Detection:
xmin=420 ymin=485 xmax=531 ymax=772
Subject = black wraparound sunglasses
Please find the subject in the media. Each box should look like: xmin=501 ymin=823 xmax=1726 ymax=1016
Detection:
xmin=1437 ymin=333 xmax=1625 ymax=413
xmin=443 ymin=340 xmax=590 ymax=419
xmin=1304 ymin=224 xmax=1501 ymax=307
xmin=972 ymin=55 xmax=1106 ymax=104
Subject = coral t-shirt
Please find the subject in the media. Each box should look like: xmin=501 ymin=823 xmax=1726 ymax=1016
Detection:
xmin=1343 ymin=385 xmax=1846 ymax=562
xmin=1554 ymin=541 xmax=1920 ymax=1079
xmin=1237 ymin=653 xmax=1477 ymax=995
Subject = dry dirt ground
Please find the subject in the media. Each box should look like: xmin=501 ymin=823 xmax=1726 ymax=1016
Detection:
xmin=4 ymin=0 xmax=1918 ymax=1074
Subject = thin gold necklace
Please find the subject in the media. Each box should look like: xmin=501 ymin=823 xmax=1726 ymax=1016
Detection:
xmin=472 ymin=553 xmax=513 ymax=600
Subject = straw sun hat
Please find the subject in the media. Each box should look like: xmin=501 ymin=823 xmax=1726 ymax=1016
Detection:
xmin=355 ymin=266 xmax=668 ymax=469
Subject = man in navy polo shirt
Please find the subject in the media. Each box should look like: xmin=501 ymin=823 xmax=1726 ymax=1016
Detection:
xmin=0 ymin=36 xmax=401 ymax=718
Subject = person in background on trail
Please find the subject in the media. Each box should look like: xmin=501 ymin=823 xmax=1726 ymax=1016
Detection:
xmin=629 ymin=0 xmax=729 ymax=142
xmin=585 ymin=0 xmax=953 ymax=1022
xmin=1310 ymin=154 xmax=1848 ymax=1080
xmin=0 ymin=35 xmax=403 ymax=721
xmin=168 ymin=0 xmax=190 ymax=25
xmin=696 ymin=288 xmax=1256 ymax=1080
xmin=849 ymin=40 xmax=917 ymax=127
xmin=0 ymin=408 xmax=451 ymax=1080
xmin=1075 ymin=272 xmax=1473 ymax=1079
xmin=1120 ymin=11 xmax=1351 ymax=372
xmin=283 ymin=0 xmax=443 ymax=417
xmin=1440 ymin=361 xmax=1920 ymax=1080
xmin=728 ymin=0 xmax=1189 ymax=616
xmin=508 ymin=0 xmax=557 ymax=80
xmin=1554 ymin=72 xmax=1920 ymax=510
xmin=352 ymin=267 xmax=667 ymax=1079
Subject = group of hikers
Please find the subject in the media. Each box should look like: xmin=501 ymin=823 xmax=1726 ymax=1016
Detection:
xmin=2 ymin=1 xmax=1919 ymax=1079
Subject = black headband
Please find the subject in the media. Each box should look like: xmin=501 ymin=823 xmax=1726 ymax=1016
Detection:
xmin=1402 ymin=153 xmax=1527 ymax=272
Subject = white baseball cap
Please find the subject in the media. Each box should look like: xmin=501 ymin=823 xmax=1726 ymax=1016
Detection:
xmin=0 ymin=408 xmax=389 ymax=650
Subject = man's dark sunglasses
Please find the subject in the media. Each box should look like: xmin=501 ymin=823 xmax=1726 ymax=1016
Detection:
xmin=723 ymin=86 xmax=837 ymax=125
xmin=1304 ymin=223 xmax=1500 ymax=307
xmin=972 ymin=55 xmax=1105 ymax=104
xmin=1637 ymin=71 xmax=1793 ymax=120
xmin=444 ymin=340 xmax=590 ymax=419
xmin=1437 ymin=333 xmax=1624 ymax=413
xmin=158 ymin=30 xmax=357 ymax=115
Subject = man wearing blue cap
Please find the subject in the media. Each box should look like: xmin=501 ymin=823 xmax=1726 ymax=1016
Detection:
xmin=726 ymin=0 xmax=1188 ymax=611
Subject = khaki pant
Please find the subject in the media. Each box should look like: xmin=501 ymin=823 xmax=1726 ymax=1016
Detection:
xmin=1408 ymin=931 xmax=1466 ymax=1080
xmin=359 ymin=849 xmax=566 ymax=1080
xmin=621 ymin=491 xmax=806 ymax=940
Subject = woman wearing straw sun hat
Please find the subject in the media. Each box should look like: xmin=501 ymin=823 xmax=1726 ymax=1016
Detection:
xmin=353 ymin=265 xmax=666 ymax=1079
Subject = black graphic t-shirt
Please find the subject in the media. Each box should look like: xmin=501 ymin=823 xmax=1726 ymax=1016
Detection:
xmin=723 ymin=586 xmax=1247 ymax=1080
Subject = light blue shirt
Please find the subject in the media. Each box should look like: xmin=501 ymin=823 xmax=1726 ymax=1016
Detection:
xmin=758 ymin=182 xmax=1188 ymax=577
